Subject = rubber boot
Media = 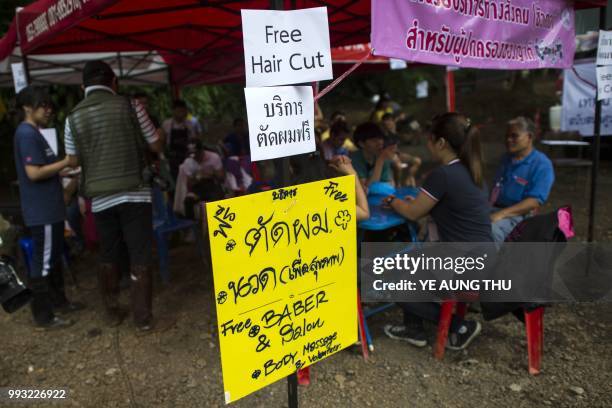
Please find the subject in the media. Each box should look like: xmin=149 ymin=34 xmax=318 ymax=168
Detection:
xmin=48 ymin=264 xmax=69 ymax=307
xmin=130 ymin=264 xmax=153 ymax=331
xmin=29 ymin=276 xmax=55 ymax=325
xmin=97 ymin=263 xmax=126 ymax=327
xmin=29 ymin=277 xmax=73 ymax=329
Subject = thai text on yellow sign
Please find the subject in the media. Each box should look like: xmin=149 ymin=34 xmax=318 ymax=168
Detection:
xmin=206 ymin=176 xmax=358 ymax=404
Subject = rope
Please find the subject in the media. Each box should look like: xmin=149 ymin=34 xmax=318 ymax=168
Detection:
xmin=314 ymin=49 xmax=374 ymax=102
xmin=572 ymin=67 xmax=597 ymax=89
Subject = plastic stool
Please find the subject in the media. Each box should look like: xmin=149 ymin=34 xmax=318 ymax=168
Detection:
xmin=525 ymin=307 xmax=544 ymax=375
xmin=19 ymin=237 xmax=33 ymax=274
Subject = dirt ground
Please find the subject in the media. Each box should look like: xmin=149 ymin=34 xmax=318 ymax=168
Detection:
xmin=1 ymin=155 xmax=611 ymax=408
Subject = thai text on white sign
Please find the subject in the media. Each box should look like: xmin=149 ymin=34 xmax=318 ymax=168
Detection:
xmin=245 ymin=86 xmax=316 ymax=161
xmin=562 ymin=61 xmax=612 ymax=136
xmin=597 ymin=30 xmax=612 ymax=66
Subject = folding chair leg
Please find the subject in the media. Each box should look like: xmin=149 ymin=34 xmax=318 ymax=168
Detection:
xmin=525 ymin=307 xmax=544 ymax=375
xmin=356 ymin=293 xmax=369 ymax=360
xmin=297 ymin=367 xmax=310 ymax=386
xmin=434 ymin=300 xmax=456 ymax=360
xmin=363 ymin=313 xmax=373 ymax=352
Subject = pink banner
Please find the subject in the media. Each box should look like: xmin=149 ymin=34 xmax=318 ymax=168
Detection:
xmin=371 ymin=0 xmax=576 ymax=70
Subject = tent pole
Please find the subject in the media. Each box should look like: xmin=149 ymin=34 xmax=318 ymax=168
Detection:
xmin=446 ymin=68 xmax=455 ymax=112
xmin=588 ymin=6 xmax=607 ymax=243
xmin=22 ymin=54 xmax=31 ymax=85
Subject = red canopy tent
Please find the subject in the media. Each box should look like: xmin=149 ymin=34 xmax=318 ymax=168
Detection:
xmin=0 ymin=0 xmax=371 ymax=86
xmin=0 ymin=0 xmax=605 ymax=87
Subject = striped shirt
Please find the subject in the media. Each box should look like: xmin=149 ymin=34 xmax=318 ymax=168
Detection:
xmin=64 ymin=85 xmax=159 ymax=213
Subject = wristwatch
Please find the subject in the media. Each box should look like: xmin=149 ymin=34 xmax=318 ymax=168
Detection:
xmin=384 ymin=196 xmax=396 ymax=206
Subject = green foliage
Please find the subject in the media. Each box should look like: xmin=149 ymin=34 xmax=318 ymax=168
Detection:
xmin=181 ymin=83 xmax=245 ymax=122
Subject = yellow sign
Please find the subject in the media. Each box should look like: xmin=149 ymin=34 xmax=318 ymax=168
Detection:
xmin=207 ymin=176 xmax=358 ymax=404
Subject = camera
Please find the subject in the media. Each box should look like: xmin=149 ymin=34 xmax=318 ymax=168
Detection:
xmin=0 ymin=255 xmax=31 ymax=313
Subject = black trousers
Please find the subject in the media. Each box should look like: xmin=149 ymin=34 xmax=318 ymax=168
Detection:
xmin=399 ymin=302 xmax=463 ymax=333
xmin=93 ymin=203 xmax=153 ymax=266
xmin=29 ymin=222 xmax=68 ymax=324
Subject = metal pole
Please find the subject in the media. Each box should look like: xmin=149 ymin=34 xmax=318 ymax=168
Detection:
xmin=287 ymin=372 xmax=298 ymax=408
xmin=22 ymin=54 xmax=31 ymax=85
xmin=269 ymin=0 xmax=291 ymax=188
xmin=588 ymin=6 xmax=607 ymax=243
xmin=14 ymin=7 xmax=31 ymax=86
xmin=117 ymin=52 xmax=124 ymax=78
xmin=266 ymin=6 xmax=297 ymax=405
xmin=446 ymin=68 xmax=456 ymax=112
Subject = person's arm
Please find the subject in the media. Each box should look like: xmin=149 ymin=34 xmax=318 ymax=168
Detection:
xmin=132 ymin=99 xmax=163 ymax=153
xmin=63 ymin=177 xmax=78 ymax=205
xmin=365 ymin=145 xmax=396 ymax=187
xmin=25 ymin=156 xmax=70 ymax=181
xmin=385 ymin=192 xmax=436 ymax=221
xmin=63 ymin=119 xmax=80 ymax=167
xmin=386 ymin=165 xmax=445 ymax=220
xmin=19 ymin=130 xmax=71 ymax=181
xmin=157 ymin=126 xmax=167 ymax=147
xmin=491 ymin=198 xmax=540 ymax=222
xmin=329 ymin=156 xmax=370 ymax=221
xmin=491 ymin=158 xmax=554 ymax=221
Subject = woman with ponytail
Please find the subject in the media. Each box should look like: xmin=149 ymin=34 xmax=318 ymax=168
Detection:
xmin=382 ymin=112 xmax=492 ymax=350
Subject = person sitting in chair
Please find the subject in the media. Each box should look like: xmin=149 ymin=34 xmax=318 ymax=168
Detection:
xmin=350 ymin=122 xmax=396 ymax=189
xmin=173 ymin=141 xmax=225 ymax=220
xmin=490 ymin=117 xmax=554 ymax=243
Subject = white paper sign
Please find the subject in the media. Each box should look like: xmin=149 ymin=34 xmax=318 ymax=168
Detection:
xmin=389 ymin=58 xmax=407 ymax=70
xmin=242 ymin=7 xmax=333 ymax=87
xmin=596 ymin=30 xmax=612 ymax=66
xmin=596 ymin=65 xmax=612 ymax=100
xmin=245 ymin=86 xmax=315 ymax=161
xmin=416 ymin=80 xmax=429 ymax=99
xmin=39 ymin=128 xmax=58 ymax=156
xmin=561 ymin=61 xmax=612 ymax=136
xmin=11 ymin=63 xmax=27 ymax=93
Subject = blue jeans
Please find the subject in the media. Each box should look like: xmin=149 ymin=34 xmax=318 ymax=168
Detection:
xmin=492 ymin=214 xmax=524 ymax=245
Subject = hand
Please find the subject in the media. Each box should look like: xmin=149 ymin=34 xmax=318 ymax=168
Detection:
xmin=379 ymin=145 xmax=397 ymax=161
xmin=329 ymin=155 xmax=356 ymax=176
xmin=59 ymin=168 xmax=73 ymax=177
xmin=490 ymin=211 xmax=505 ymax=223
xmin=198 ymin=168 xmax=214 ymax=179
xmin=381 ymin=194 xmax=396 ymax=209
xmin=62 ymin=155 xmax=72 ymax=168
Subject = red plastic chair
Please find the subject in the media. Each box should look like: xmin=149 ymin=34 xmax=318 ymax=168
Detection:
xmin=433 ymin=300 xmax=466 ymax=360
xmin=434 ymin=300 xmax=545 ymax=375
xmin=525 ymin=307 xmax=544 ymax=375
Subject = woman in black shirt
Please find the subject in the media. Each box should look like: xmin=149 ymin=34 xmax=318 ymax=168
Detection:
xmin=383 ymin=112 xmax=493 ymax=350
